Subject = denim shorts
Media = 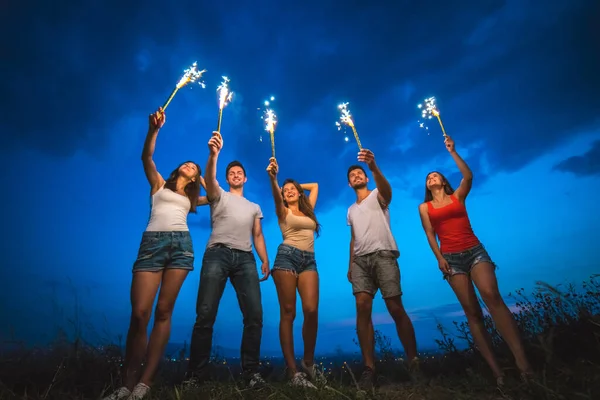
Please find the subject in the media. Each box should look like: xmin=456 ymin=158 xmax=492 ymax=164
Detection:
xmin=132 ymin=231 xmax=194 ymax=272
xmin=350 ymin=250 xmax=401 ymax=298
xmin=272 ymin=244 xmax=317 ymax=276
xmin=442 ymin=243 xmax=496 ymax=280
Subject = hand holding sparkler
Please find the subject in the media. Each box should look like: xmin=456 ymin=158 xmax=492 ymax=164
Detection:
xmin=418 ymin=96 xmax=448 ymax=137
xmin=163 ymin=62 xmax=206 ymax=111
xmin=357 ymin=149 xmax=377 ymax=170
xmin=444 ymin=135 xmax=455 ymax=153
xmin=148 ymin=107 xmax=166 ymax=131
xmin=216 ymin=77 xmax=234 ymax=133
xmin=266 ymin=157 xmax=278 ymax=179
xmin=336 ymin=102 xmax=363 ymax=150
xmin=208 ymin=131 xmax=224 ymax=156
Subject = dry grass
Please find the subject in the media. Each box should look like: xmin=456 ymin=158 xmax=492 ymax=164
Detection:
xmin=1 ymin=274 xmax=599 ymax=400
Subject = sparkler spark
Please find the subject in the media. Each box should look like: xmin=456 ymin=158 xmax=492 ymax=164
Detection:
xmin=215 ymin=76 xmax=234 ymax=133
xmin=162 ymin=62 xmax=207 ymax=110
xmin=417 ymin=96 xmax=447 ymax=137
xmin=336 ymin=102 xmax=362 ymax=150
xmin=260 ymin=97 xmax=278 ymax=158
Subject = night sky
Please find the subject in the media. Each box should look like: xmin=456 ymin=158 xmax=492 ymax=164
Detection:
xmin=1 ymin=0 xmax=599 ymax=356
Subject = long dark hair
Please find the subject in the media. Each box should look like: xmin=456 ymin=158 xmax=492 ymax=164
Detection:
xmin=424 ymin=171 xmax=454 ymax=203
xmin=281 ymin=178 xmax=321 ymax=237
xmin=164 ymin=161 xmax=202 ymax=213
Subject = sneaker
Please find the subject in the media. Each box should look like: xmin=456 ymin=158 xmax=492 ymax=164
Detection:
xmin=127 ymin=383 xmax=150 ymax=400
xmin=407 ymin=357 xmax=425 ymax=382
xmin=496 ymin=375 xmax=506 ymax=388
xmin=102 ymin=386 xmax=130 ymax=400
xmin=245 ymin=372 xmax=267 ymax=389
xmin=181 ymin=376 xmax=202 ymax=390
xmin=289 ymin=372 xmax=317 ymax=389
xmin=300 ymin=360 xmax=327 ymax=386
xmin=358 ymin=366 xmax=375 ymax=391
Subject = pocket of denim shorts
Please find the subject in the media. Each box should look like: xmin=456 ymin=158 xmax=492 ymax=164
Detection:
xmin=277 ymin=245 xmax=294 ymax=256
xmin=180 ymin=235 xmax=194 ymax=253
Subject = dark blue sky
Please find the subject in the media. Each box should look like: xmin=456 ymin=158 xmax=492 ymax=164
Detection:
xmin=1 ymin=0 xmax=599 ymax=355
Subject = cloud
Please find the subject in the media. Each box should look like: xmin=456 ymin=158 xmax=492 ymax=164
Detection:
xmin=553 ymin=140 xmax=600 ymax=177
xmin=2 ymin=0 xmax=598 ymax=211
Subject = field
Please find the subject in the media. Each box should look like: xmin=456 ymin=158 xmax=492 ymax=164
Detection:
xmin=1 ymin=275 xmax=599 ymax=400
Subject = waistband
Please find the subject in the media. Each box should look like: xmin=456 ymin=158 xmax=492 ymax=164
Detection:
xmin=279 ymin=243 xmax=315 ymax=256
xmin=143 ymin=231 xmax=190 ymax=237
xmin=209 ymin=243 xmax=253 ymax=254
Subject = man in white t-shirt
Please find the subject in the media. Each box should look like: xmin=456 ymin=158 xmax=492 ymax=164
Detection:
xmin=346 ymin=148 xmax=419 ymax=390
xmin=185 ymin=131 xmax=270 ymax=389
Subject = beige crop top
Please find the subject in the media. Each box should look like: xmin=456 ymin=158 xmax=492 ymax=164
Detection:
xmin=279 ymin=208 xmax=316 ymax=252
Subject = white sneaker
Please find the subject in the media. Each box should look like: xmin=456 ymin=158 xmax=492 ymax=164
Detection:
xmin=102 ymin=386 xmax=130 ymax=400
xmin=289 ymin=372 xmax=317 ymax=389
xmin=300 ymin=360 xmax=327 ymax=385
xmin=127 ymin=383 xmax=150 ymax=400
xmin=246 ymin=372 xmax=267 ymax=388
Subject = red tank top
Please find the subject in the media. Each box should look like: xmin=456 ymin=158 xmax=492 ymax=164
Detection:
xmin=426 ymin=194 xmax=480 ymax=253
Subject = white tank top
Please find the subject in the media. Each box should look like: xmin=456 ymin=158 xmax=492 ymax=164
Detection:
xmin=145 ymin=186 xmax=191 ymax=232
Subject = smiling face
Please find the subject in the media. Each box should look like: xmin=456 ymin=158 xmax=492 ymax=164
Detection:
xmin=348 ymin=167 xmax=368 ymax=189
xmin=178 ymin=162 xmax=199 ymax=181
xmin=426 ymin=172 xmax=444 ymax=190
xmin=226 ymin=165 xmax=247 ymax=189
xmin=282 ymin=182 xmax=300 ymax=204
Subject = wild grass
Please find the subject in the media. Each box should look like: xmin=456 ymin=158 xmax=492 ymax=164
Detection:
xmin=1 ymin=275 xmax=599 ymax=399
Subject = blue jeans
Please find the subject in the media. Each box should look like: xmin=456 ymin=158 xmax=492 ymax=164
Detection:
xmin=188 ymin=244 xmax=263 ymax=376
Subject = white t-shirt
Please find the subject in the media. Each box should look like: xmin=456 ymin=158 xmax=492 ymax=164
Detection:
xmin=206 ymin=188 xmax=263 ymax=252
xmin=347 ymin=188 xmax=399 ymax=257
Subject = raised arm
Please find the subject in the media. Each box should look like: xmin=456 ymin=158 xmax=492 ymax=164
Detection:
xmin=358 ymin=149 xmax=392 ymax=207
xmin=300 ymin=183 xmax=319 ymax=209
xmin=252 ymin=217 xmax=270 ymax=282
xmin=418 ymin=203 xmax=451 ymax=275
xmin=204 ymin=131 xmax=223 ymax=202
xmin=267 ymin=158 xmax=287 ymax=222
xmin=445 ymin=135 xmax=473 ymax=202
xmin=197 ymin=176 xmax=209 ymax=207
xmin=141 ymin=108 xmax=166 ymax=194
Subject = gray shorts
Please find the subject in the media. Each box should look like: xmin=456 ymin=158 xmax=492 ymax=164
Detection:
xmin=350 ymin=250 xmax=401 ymax=298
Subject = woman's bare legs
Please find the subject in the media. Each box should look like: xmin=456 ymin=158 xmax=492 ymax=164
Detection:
xmin=139 ymin=268 xmax=189 ymax=385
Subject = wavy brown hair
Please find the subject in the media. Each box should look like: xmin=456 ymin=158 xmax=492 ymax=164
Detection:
xmin=164 ymin=161 xmax=202 ymax=213
xmin=281 ymin=178 xmax=321 ymax=237
xmin=424 ymin=171 xmax=454 ymax=203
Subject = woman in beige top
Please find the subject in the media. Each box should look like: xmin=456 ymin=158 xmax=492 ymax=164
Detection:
xmin=266 ymin=157 xmax=325 ymax=388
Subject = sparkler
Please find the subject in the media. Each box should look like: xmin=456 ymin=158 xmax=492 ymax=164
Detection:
xmin=260 ymin=97 xmax=278 ymax=158
xmin=417 ymin=96 xmax=448 ymax=137
xmin=216 ymin=76 xmax=234 ymax=133
xmin=335 ymin=102 xmax=363 ymax=150
xmin=162 ymin=62 xmax=206 ymax=111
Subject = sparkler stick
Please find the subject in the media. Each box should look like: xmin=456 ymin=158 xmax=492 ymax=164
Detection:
xmin=335 ymin=102 xmax=363 ymax=150
xmin=216 ymin=76 xmax=233 ymax=133
xmin=261 ymin=97 xmax=278 ymax=158
xmin=418 ymin=96 xmax=448 ymax=137
xmin=162 ymin=62 xmax=206 ymax=111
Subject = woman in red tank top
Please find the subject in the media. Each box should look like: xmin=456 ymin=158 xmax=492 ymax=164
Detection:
xmin=418 ymin=135 xmax=533 ymax=386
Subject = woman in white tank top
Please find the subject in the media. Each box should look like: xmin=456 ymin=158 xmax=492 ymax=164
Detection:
xmin=266 ymin=157 xmax=326 ymax=388
xmin=103 ymin=108 xmax=208 ymax=400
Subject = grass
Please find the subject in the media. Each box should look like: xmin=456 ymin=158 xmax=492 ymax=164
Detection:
xmin=1 ymin=274 xmax=599 ymax=399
